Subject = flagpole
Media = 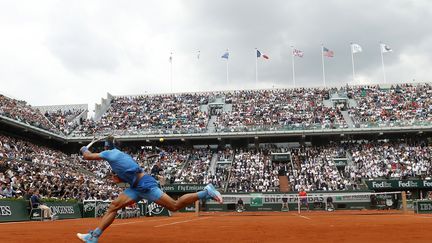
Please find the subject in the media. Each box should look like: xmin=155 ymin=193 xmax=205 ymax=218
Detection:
xmin=170 ymin=51 xmax=173 ymax=92
xmin=291 ymin=46 xmax=296 ymax=88
xmin=321 ymin=44 xmax=326 ymax=87
xmin=350 ymin=43 xmax=356 ymax=84
xmin=196 ymin=50 xmax=200 ymax=91
xmin=255 ymin=48 xmax=258 ymax=85
xmin=226 ymin=50 xmax=229 ymax=85
xmin=380 ymin=42 xmax=387 ymax=84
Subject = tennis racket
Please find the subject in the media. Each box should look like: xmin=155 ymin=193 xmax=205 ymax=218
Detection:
xmin=86 ymin=135 xmax=106 ymax=149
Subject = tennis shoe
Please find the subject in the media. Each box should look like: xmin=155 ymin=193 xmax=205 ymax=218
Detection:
xmin=205 ymin=184 xmax=223 ymax=204
xmin=77 ymin=230 xmax=99 ymax=243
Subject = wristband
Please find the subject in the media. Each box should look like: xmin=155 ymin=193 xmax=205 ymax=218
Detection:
xmin=80 ymin=146 xmax=89 ymax=154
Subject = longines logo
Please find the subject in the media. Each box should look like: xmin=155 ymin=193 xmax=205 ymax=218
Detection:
xmin=0 ymin=206 xmax=12 ymax=216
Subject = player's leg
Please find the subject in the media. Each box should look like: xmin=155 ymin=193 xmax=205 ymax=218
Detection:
xmin=154 ymin=184 xmax=223 ymax=212
xmin=155 ymin=192 xmax=203 ymax=212
xmin=77 ymin=192 xmax=135 ymax=243
xmin=97 ymin=193 xmax=135 ymax=231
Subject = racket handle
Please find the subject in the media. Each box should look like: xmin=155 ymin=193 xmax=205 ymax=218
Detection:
xmin=80 ymin=146 xmax=89 ymax=153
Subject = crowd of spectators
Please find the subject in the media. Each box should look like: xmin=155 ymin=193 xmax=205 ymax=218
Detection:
xmin=349 ymin=141 xmax=432 ymax=180
xmin=289 ymin=146 xmax=352 ymax=191
xmin=213 ymin=88 xmax=347 ymax=132
xmin=2 ymin=130 xmax=432 ymax=201
xmin=145 ymin=146 xmax=190 ymax=185
xmin=0 ymin=95 xmax=61 ymax=135
xmin=44 ymin=109 xmax=84 ymax=135
xmin=227 ymin=148 xmax=281 ymax=193
xmin=71 ymin=94 xmax=209 ymax=136
xmin=0 ymin=134 xmax=119 ymax=201
xmin=174 ymin=149 xmax=212 ymax=184
xmin=198 ymin=149 xmax=233 ymax=189
xmin=347 ymin=83 xmax=432 ymax=128
xmin=4 ymin=84 xmax=432 ymax=138
xmin=225 ymin=140 xmax=432 ymax=193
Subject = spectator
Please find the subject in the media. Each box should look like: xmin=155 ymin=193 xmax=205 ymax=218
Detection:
xmin=30 ymin=189 xmax=55 ymax=220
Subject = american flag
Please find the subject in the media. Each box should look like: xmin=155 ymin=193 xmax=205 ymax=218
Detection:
xmin=293 ymin=49 xmax=304 ymax=57
xmin=322 ymin=47 xmax=334 ymax=57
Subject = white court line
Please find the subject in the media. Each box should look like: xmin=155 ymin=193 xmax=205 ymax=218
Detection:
xmin=297 ymin=215 xmax=311 ymax=220
xmin=154 ymin=216 xmax=211 ymax=228
xmin=417 ymin=216 xmax=432 ymax=219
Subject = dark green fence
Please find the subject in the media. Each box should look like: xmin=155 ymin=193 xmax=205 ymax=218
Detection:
xmin=414 ymin=200 xmax=432 ymax=214
xmin=0 ymin=200 xmax=29 ymax=222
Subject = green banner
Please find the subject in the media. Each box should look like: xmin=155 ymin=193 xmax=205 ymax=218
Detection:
xmin=82 ymin=200 xmax=111 ymax=218
xmin=250 ymin=193 xmax=263 ymax=207
xmin=162 ymin=184 xmax=205 ymax=193
xmin=83 ymin=200 xmax=170 ymax=218
xmin=333 ymin=158 xmax=348 ymax=167
xmin=0 ymin=200 xmax=29 ymax=222
xmin=271 ymin=153 xmax=291 ymax=162
xmin=415 ymin=200 xmax=432 ymax=214
xmin=205 ymin=193 xmax=373 ymax=211
xmin=365 ymin=180 xmax=432 ymax=190
xmin=45 ymin=202 xmax=81 ymax=219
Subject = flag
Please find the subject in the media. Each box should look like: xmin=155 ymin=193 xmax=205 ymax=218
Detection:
xmin=380 ymin=43 xmax=392 ymax=53
xmin=169 ymin=53 xmax=173 ymax=63
xmin=351 ymin=43 xmax=362 ymax=54
xmin=197 ymin=50 xmax=200 ymax=60
xmin=221 ymin=51 xmax=229 ymax=59
xmin=293 ymin=48 xmax=304 ymax=57
xmin=323 ymin=47 xmax=334 ymax=57
xmin=257 ymin=49 xmax=269 ymax=59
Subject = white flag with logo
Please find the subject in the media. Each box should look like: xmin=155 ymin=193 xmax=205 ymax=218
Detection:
xmin=380 ymin=43 xmax=392 ymax=53
xmin=351 ymin=43 xmax=362 ymax=54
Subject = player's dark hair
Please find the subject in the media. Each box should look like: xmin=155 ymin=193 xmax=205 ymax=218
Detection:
xmin=104 ymin=135 xmax=116 ymax=150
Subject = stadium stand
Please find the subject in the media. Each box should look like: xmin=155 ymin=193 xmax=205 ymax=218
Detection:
xmin=214 ymin=88 xmax=348 ymax=132
xmin=36 ymin=104 xmax=87 ymax=135
xmin=346 ymin=83 xmax=432 ymax=128
xmin=2 ymin=83 xmax=432 ymax=203
xmin=0 ymin=134 xmax=119 ymax=200
xmin=0 ymin=94 xmax=62 ymax=135
xmin=2 ymin=134 xmax=432 ymax=201
xmin=71 ymin=94 xmax=209 ymax=136
xmin=3 ymin=83 xmax=432 ymax=138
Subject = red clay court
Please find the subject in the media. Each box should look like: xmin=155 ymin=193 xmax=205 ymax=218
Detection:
xmin=1 ymin=211 xmax=431 ymax=243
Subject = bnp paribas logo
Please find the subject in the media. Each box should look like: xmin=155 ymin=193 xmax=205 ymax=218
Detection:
xmin=250 ymin=194 xmax=263 ymax=207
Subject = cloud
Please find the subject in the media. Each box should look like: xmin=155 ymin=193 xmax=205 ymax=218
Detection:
xmin=0 ymin=0 xmax=431 ymax=111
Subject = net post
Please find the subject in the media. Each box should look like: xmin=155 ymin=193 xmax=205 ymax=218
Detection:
xmin=297 ymin=195 xmax=300 ymax=214
xmin=195 ymin=200 xmax=200 ymax=217
xmin=401 ymin=191 xmax=407 ymax=214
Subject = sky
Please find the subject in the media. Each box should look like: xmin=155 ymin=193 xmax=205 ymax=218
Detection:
xmin=1 ymin=0 xmax=432 ymax=113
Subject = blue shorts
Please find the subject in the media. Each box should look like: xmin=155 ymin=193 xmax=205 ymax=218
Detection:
xmin=123 ymin=175 xmax=164 ymax=202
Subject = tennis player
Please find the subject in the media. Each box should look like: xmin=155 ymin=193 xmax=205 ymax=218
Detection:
xmin=77 ymin=136 xmax=223 ymax=243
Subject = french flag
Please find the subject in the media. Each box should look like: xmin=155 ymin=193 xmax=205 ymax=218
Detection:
xmin=257 ymin=50 xmax=269 ymax=59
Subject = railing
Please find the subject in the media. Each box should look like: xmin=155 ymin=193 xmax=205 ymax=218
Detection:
xmin=354 ymin=120 xmax=432 ymax=128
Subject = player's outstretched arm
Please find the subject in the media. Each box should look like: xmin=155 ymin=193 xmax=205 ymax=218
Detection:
xmin=80 ymin=146 xmax=103 ymax=160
